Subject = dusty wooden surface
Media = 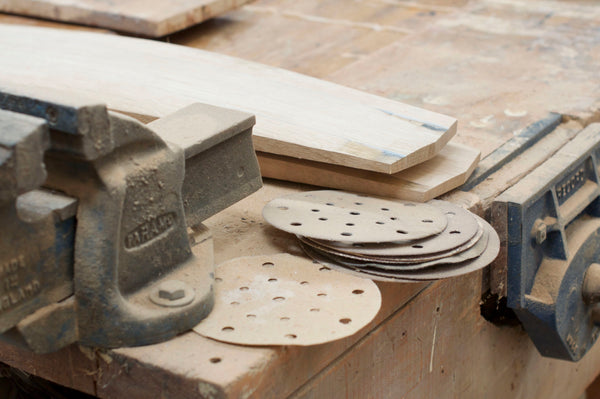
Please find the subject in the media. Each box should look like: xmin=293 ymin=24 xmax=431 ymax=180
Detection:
xmin=2 ymin=0 xmax=600 ymax=398
xmin=171 ymin=0 xmax=600 ymax=157
xmin=0 ymin=0 xmax=253 ymax=37
xmin=0 ymin=24 xmax=458 ymax=175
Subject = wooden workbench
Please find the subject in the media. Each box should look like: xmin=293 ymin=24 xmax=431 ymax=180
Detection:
xmin=2 ymin=1 xmax=600 ymax=397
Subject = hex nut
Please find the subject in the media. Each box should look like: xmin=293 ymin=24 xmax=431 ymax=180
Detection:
xmin=532 ymin=220 xmax=547 ymax=245
xmin=158 ymin=280 xmax=186 ymax=301
xmin=150 ymin=279 xmax=195 ymax=308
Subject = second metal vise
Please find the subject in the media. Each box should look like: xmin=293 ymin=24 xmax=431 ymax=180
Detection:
xmin=0 ymin=86 xmax=262 ymax=353
xmin=493 ymin=123 xmax=600 ymax=361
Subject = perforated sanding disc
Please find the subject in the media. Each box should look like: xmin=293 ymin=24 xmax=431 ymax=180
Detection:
xmin=312 ymin=200 xmax=479 ymax=257
xmin=301 ymin=215 xmax=500 ymax=282
xmin=310 ymin=223 xmax=487 ymax=271
xmin=300 ymin=244 xmax=420 ymax=283
xmin=298 ymin=223 xmax=483 ymax=267
xmin=299 ymin=223 xmax=484 ymax=271
xmin=263 ymin=190 xmax=447 ymax=243
xmin=193 ymin=254 xmax=381 ymax=346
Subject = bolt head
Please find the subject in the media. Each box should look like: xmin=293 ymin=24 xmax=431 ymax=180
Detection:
xmin=534 ymin=221 xmax=547 ymax=245
xmin=157 ymin=280 xmax=186 ymax=301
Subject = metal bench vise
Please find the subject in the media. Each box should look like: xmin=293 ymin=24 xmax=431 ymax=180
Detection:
xmin=493 ymin=123 xmax=600 ymax=361
xmin=0 ymin=87 xmax=262 ymax=353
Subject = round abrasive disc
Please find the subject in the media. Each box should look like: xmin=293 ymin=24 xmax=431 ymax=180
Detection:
xmin=263 ymin=190 xmax=447 ymax=243
xmin=312 ymin=200 xmax=479 ymax=257
xmin=300 ymin=215 xmax=500 ymax=282
xmin=299 ymin=243 xmax=421 ymax=283
xmin=298 ymin=221 xmax=483 ymax=271
xmin=193 ymin=253 xmax=381 ymax=346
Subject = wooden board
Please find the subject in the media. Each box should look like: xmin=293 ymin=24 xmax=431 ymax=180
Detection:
xmin=0 ymin=186 xmax=598 ymax=399
xmin=291 ymin=272 xmax=600 ymax=399
xmin=258 ymin=141 xmax=480 ymax=202
xmin=2 ymin=1 xmax=600 ymax=398
xmin=0 ymin=24 xmax=457 ymax=174
xmin=0 ymin=0 xmax=253 ymax=37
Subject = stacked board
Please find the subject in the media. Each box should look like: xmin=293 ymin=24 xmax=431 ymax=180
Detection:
xmin=0 ymin=0 xmax=253 ymax=37
xmin=263 ymin=191 xmax=499 ymax=282
xmin=0 ymin=25 xmax=478 ymax=200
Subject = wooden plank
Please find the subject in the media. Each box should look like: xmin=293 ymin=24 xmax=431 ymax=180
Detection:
xmin=258 ymin=141 xmax=480 ymax=202
xmin=325 ymin=1 xmax=600 ymax=159
xmin=0 ymin=184 xmax=431 ymax=399
xmin=0 ymin=1 xmax=599 ymax=398
xmin=0 ymin=340 xmax=98 ymax=396
xmin=168 ymin=1 xmax=454 ymax=79
xmin=0 ymin=13 xmax=112 ymax=32
xmin=97 ymin=283 xmax=428 ymax=399
xmin=290 ymin=272 xmax=600 ymax=399
xmin=0 ymin=24 xmax=457 ymax=174
xmin=0 ymin=0 xmax=253 ymax=37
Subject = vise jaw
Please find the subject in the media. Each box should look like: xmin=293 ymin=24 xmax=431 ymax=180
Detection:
xmin=0 ymin=87 xmax=262 ymax=352
xmin=493 ymin=124 xmax=600 ymax=361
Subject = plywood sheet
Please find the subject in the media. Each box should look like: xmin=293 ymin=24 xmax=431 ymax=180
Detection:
xmin=0 ymin=0 xmax=252 ymax=37
xmin=0 ymin=24 xmax=457 ymax=174
xmin=258 ymin=141 xmax=480 ymax=202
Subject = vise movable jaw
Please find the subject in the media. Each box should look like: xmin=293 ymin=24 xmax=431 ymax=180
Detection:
xmin=0 ymin=88 xmax=262 ymax=353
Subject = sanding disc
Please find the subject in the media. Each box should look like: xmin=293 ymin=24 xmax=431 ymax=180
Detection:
xmin=298 ymin=223 xmax=483 ymax=267
xmin=311 ymin=200 xmax=479 ymax=257
xmin=300 ymin=243 xmax=421 ymax=283
xmin=311 ymin=222 xmax=487 ymax=271
xmin=300 ymin=215 xmax=500 ymax=282
xmin=193 ymin=253 xmax=381 ymax=346
xmin=263 ymin=190 xmax=447 ymax=243
xmin=299 ymin=222 xmax=484 ymax=271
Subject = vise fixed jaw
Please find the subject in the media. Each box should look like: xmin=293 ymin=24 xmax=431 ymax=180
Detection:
xmin=0 ymin=88 xmax=262 ymax=352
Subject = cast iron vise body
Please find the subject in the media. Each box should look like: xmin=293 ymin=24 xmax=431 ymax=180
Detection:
xmin=494 ymin=123 xmax=600 ymax=361
xmin=0 ymin=87 xmax=262 ymax=353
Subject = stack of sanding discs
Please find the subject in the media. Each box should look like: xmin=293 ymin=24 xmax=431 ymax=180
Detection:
xmin=262 ymin=190 xmax=499 ymax=282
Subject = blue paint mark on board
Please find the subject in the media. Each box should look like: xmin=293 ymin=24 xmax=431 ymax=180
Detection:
xmin=376 ymin=108 xmax=447 ymax=132
xmin=382 ymin=149 xmax=405 ymax=159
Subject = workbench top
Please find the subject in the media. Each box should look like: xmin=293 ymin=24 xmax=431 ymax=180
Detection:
xmin=2 ymin=1 xmax=600 ymax=398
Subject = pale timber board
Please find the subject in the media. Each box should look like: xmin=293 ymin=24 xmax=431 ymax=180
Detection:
xmin=0 ymin=0 xmax=253 ymax=37
xmin=258 ymin=141 xmax=480 ymax=202
xmin=291 ymin=272 xmax=600 ymax=399
xmin=0 ymin=24 xmax=457 ymax=174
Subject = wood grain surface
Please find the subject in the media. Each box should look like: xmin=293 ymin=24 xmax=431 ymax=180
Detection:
xmin=171 ymin=0 xmax=600 ymax=159
xmin=0 ymin=0 xmax=252 ymax=37
xmin=1 ymin=0 xmax=600 ymax=398
xmin=0 ymin=24 xmax=457 ymax=174
xmin=258 ymin=141 xmax=480 ymax=201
